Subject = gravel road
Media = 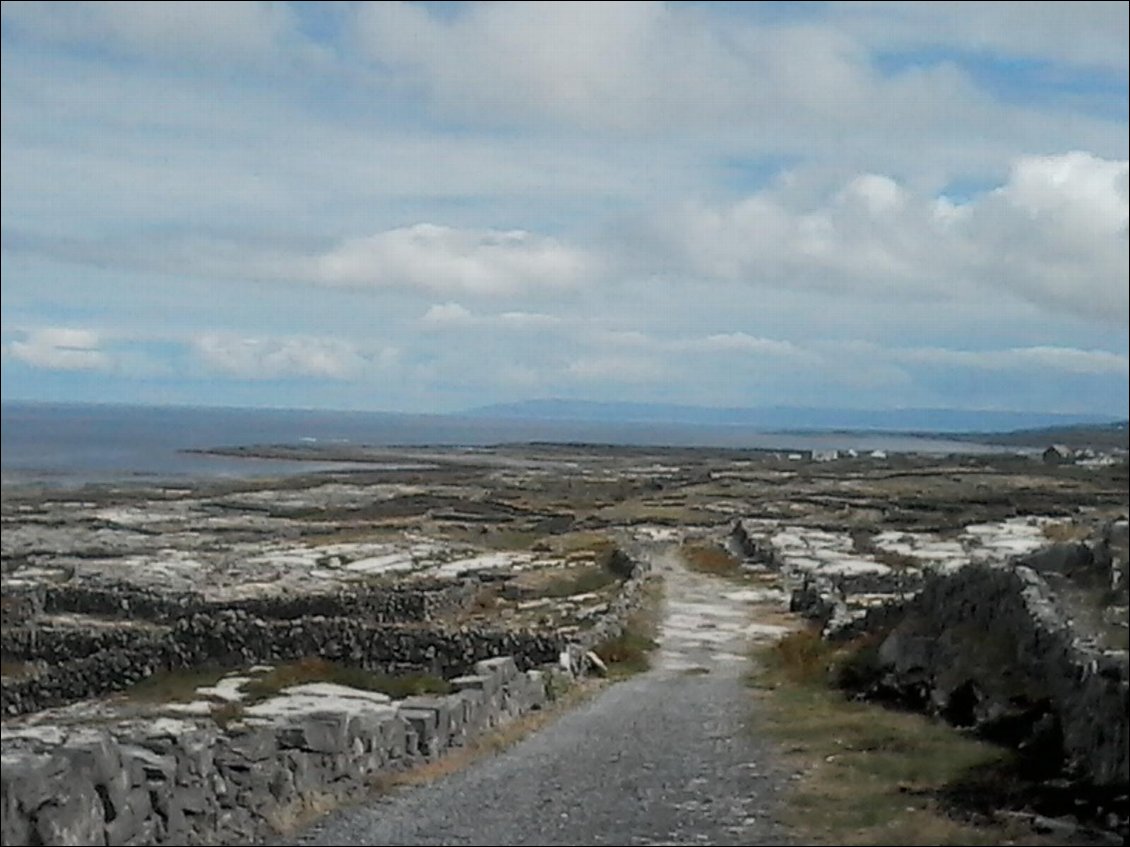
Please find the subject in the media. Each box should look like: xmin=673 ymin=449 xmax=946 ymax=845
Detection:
xmin=288 ymin=544 xmax=795 ymax=846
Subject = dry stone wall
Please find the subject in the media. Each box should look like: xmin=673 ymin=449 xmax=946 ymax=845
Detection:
xmin=0 ymin=619 xmax=563 ymax=717
xmin=3 ymin=551 xmax=653 ymax=717
xmin=39 ymin=578 xmax=478 ymax=624
xmin=1 ymin=551 xmax=655 ymax=845
xmin=872 ymin=560 xmax=1128 ymax=788
xmin=1 ymin=657 xmax=549 ymax=847
xmin=731 ymin=517 xmax=1128 ymax=796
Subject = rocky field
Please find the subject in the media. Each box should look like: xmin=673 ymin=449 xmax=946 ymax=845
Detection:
xmin=1 ymin=442 xmax=1127 ymax=845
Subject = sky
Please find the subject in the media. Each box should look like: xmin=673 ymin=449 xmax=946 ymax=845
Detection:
xmin=1 ymin=1 xmax=1128 ymax=416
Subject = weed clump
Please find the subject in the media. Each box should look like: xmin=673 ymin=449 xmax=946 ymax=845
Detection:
xmin=763 ymin=628 xmax=837 ymax=685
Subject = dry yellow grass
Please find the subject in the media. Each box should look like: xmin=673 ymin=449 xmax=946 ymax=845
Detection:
xmin=1041 ymin=521 xmax=1091 ymax=543
xmin=265 ymin=791 xmax=341 ymax=836
xmin=681 ymin=543 xmax=742 ymax=576
xmin=551 ymin=531 xmax=616 ymax=556
xmin=593 ymin=576 xmax=664 ymax=678
xmin=507 ymin=563 xmax=619 ymax=598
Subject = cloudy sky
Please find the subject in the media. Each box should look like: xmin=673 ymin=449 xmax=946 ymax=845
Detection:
xmin=2 ymin=1 xmax=1127 ymax=416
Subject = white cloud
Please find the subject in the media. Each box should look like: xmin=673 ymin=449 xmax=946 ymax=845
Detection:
xmin=497 ymin=311 xmax=563 ymax=329
xmin=1 ymin=2 xmax=1126 ymax=415
xmin=193 ymin=334 xmax=391 ymax=380
xmin=309 ymin=224 xmax=592 ymax=297
xmin=565 ymin=356 xmax=667 ymax=384
xmin=8 ymin=327 xmax=109 ymax=370
xmin=350 ymin=0 xmax=1126 ymax=183
xmin=352 ymin=1 xmax=941 ymax=137
xmin=828 ymin=1 xmax=1129 ymax=72
xmin=356 ymin=1 xmax=688 ymax=132
xmin=965 ymin=152 xmax=1130 ymax=320
xmin=588 ymin=329 xmax=652 ymax=349
xmin=1 ymin=1 xmax=297 ymax=65
xmin=420 ymin=302 xmax=476 ymax=328
xmin=351 ymin=2 xmax=858 ymax=132
xmin=419 ymin=302 xmax=563 ymax=330
xmin=649 ymin=153 xmax=1128 ymax=325
xmin=677 ymin=332 xmax=807 ymax=358
xmin=900 ymin=345 xmax=1129 ymax=376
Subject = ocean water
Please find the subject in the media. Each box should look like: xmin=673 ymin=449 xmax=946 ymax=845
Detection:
xmin=1 ymin=401 xmax=1005 ymax=488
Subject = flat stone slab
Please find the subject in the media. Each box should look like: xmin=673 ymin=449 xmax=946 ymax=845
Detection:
xmin=243 ymin=685 xmax=394 ymax=720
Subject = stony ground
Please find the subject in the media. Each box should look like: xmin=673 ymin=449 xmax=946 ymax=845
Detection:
xmin=286 ymin=543 xmax=796 ymax=846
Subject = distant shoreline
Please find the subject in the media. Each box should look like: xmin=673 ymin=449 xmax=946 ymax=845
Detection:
xmin=5 ymin=401 xmax=1124 ymax=493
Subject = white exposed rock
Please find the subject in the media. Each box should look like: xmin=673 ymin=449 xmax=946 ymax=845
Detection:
xmin=634 ymin=526 xmax=681 ymax=542
xmin=722 ymin=588 xmax=787 ymax=604
xmin=584 ymin=650 xmax=608 ymax=676
xmin=435 ymin=551 xmax=535 ymax=577
xmin=743 ymin=622 xmax=792 ymax=639
xmin=343 ymin=553 xmax=417 ymax=574
xmin=243 ymin=684 xmax=394 ymax=720
xmin=278 ymin=683 xmax=391 ymax=703
xmin=162 ymin=701 xmax=215 ymax=716
xmin=195 ymin=676 xmax=252 ymax=703
xmin=0 ymin=725 xmax=68 ymax=745
xmin=142 ymin=717 xmax=202 ymax=739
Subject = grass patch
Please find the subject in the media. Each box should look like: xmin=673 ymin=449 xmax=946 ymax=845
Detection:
xmin=594 ymin=629 xmax=658 ymax=677
xmin=241 ymin=657 xmax=451 ymax=702
xmin=751 ymin=631 xmax=1063 ymax=846
xmin=551 ymin=531 xmax=616 ymax=557
xmin=0 ymin=658 xmax=36 ymax=679
xmin=120 ymin=658 xmax=450 ymax=712
xmin=118 ymin=665 xmax=231 ymax=703
xmin=762 ymin=627 xmax=838 ymax=685
xmin=209 ymin=701 xmax=246 ymax=729
xmin=541 ymin=563 xmax=619 ymax=597
xmin=478 ymin=529 xmax=543 ymax=551
xmin=595 ymin=500 xmax=715 ymax=524
xmin=681 ymin=543 xmax=742 ymax=577
xmin=1041 ymin=521 xmax=1091 ymax=543
xmin=592 ymin=577 xmax=663 ymax=677
xmin=851 ymin=530 xmax=921 ymax=569
xmin=507 ymin=553 xmax=625 ymax=600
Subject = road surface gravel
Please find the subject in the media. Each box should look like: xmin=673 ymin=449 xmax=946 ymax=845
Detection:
xmin=288 ymin=544 xmax=795 ymax=846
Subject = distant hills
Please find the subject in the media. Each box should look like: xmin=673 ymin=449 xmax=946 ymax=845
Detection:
xmin=951 ymin=420 xmax=1129 ymax=450
xmin=465 ymin=399 xmax=1125 ymax=437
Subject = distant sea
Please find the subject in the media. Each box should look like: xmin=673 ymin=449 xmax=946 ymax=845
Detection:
xmin=1 ymin=401 xmax=1010 ymax=489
